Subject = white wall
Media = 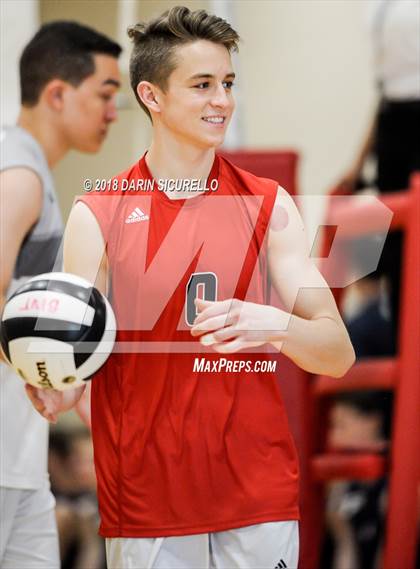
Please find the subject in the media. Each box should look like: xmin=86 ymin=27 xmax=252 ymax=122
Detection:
xmin=236 ymin=0 xmax=377 ymax=198
xmin=0 ymin=0 xmax=39 ymax=126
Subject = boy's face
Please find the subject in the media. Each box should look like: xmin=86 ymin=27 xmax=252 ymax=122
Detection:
xmin=60 ymin=54 xmax=120 ymax=153
xmin=157 ymin=40 xmax=235 ymax=149
xmin=328 ymin=403 xmax=383 ymax=449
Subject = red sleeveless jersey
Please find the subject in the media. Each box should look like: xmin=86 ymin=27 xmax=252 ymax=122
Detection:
xmin=78 ymin=155 xmax=299 ymax=537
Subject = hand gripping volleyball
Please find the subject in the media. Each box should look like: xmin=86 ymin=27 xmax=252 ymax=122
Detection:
xmin=0 ymin=272 xmax=116 ymax=390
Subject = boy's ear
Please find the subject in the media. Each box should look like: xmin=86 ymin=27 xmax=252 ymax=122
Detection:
xmin=42 ymin=79 xmax=68 ymax=111
xmin=137 ymin=81 xmax=161 ymax=114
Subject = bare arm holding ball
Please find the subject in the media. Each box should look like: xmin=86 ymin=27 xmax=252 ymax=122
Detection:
xmin=25 ymin=202 xmax=108 ymax=422
xmin=0 ymin=169 xmax=77 ymax=423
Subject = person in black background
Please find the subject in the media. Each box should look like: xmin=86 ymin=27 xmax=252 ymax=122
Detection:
xmin=322 ymin=390 xmax=393 ymax=569
xmin=338 ymin=0 xmax=420 ymax=353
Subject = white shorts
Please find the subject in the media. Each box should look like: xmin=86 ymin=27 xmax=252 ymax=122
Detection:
xmin=0 ymin=483 xmax=59 ymax=569
xmin=106 ymin=520 xmax=299 ymax=569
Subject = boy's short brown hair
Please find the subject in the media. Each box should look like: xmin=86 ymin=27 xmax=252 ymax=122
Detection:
xmin=128 ymin=5 xmax=240 ymax=117
xmin=20 ymin=21 xmax=121 ymax=107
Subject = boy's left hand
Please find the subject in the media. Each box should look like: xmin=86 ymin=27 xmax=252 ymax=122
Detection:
xmin=190 ymin=298 xmax=289 ymax=353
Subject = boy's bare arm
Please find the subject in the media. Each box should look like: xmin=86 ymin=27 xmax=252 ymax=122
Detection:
xmin=266 ymin=187 xmax=355 ymax=377
xmin=26 ymin=202 xmax=108 ymax=422
xmin=0 ymin=169 xmax=42 ymax=362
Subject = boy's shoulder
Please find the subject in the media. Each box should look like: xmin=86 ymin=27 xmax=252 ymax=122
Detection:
xmin=218 ymin=154 xmax=280 ymax=197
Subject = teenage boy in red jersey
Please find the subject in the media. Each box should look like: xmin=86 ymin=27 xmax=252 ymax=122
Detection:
xmin=27 ymin=6 xmax=355 ymax=568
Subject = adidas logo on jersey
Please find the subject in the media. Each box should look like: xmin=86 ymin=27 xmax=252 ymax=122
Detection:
xmin=125 ymin=207 xmax=149 ymax=224
xmin=274 ymin=560 xmax=287 ymax=569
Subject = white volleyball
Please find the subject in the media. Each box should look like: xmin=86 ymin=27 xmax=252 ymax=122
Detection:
xmin=0 ymin=272 xmax=116 ymax=391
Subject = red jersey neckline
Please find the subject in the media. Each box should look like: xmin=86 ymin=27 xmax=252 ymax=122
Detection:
xmin=138 ymin=152 xmax=220 ymax=209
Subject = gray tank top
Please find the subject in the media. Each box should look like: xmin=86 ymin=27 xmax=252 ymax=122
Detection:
xmin=0 ymin=125 xmax=63 ymax=297
xmin=0 ymin=125 xmax=64 ymax=489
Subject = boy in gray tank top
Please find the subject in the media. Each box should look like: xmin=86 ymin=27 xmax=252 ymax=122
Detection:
xmin=0 ymin=22 xmax=121 ymax=568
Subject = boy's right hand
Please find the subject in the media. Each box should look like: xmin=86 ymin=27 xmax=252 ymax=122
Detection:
xmin=25 ymin=384 xmax=85 ymax=423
